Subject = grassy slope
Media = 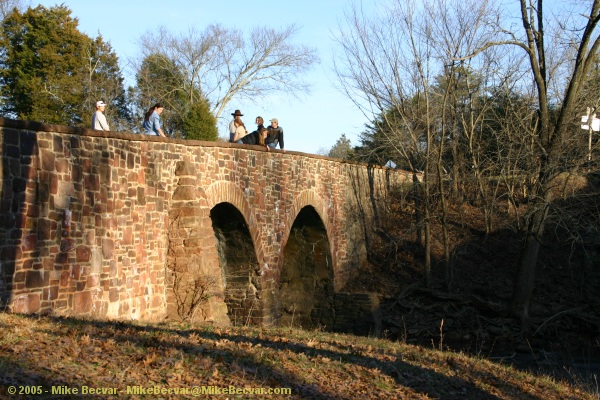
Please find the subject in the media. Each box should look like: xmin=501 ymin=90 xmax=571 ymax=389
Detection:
xmin=0 ymin=313 xmax=593 ymax=399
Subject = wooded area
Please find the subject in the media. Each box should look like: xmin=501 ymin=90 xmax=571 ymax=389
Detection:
xmin=330 ymin=0 xmax=600 ymax=331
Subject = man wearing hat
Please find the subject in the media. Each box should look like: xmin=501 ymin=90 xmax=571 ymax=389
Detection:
xmin=229 ymin=109 xmax=247 ymax=143
xmin=92 ymin=100 xmax=110 ymax=131
xmin=265 ymin=118 xmax=285 ymax=152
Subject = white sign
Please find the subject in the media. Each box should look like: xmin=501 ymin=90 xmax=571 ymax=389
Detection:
xmin=581 ymin=115 xmax=600 ymax=132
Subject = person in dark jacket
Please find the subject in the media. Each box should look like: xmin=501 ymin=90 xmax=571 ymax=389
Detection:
xmin=255 ymin=116 xmax=265 ymax=131
xmin=241 ymin=127 xmax=270 ymax=150
xmin=265 ymin=118 xmax=285 ymax=152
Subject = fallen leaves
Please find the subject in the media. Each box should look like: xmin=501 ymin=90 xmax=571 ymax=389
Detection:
xmin=0 ymin=313 xmax=595 ymax=400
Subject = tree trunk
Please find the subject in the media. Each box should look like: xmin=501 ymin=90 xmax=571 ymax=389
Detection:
xmin=510 ymin=193 xmax=550 ymax=330
xmin=423 ymin=213 xmax=432 ymax=288
xmin=413 ymin=173 xmax=423 ymax=247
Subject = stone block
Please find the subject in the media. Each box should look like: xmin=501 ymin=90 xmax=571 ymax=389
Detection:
xmin=43 ymin=285 xmax=59 ymax=301
xmin=127 ymin=153 xmax=134 ymax=169
xmin=99 ymin=163 xmax=111 ymax=185
xmin=19 ymin=133 xmax=37 ymax=156
xmin=55 ymin=159 xmax=69 ymax=173
xmin=25 ymin=270 xmax=47 ymax=289
xmin=84 ymin=174 xmax=99 ymax=191
xmin=137 ymin=187 xmax=146 ymax=206
xmin=177 ymin=177 xmax=196 ymax=186
xmin=55 ymin=252 xmax=68 ymax=264
xmin=183 ymin=238 xmax=204 ymax=248
xmin=41 ymin=149 xmax=55 ymax=171
xmin=73 ymin=291 xmax=92 ymax=313
xmin=173 ymin=186 xmax=196 ymax=200
xmin=60 ymin=271 xmax=70 ymax=287
xmin=175 ymin=161 xmax=195 ymax=176
xmin=22 ymin=234 xmax=37 ymax=251
xmin=72 ymin=265 xmax=82 ymax=280
xmin=76 ymin=245 xmax=91 ymax=262
xmin=52 ymin=135 xmax=63 ymax=152
xmin=11 ymin=293 xmax=40 ymax=313
xmin=71 ymin=164 xmax=82 ymax=181
xmin=102 ymin=238 xmax=114 ymax=258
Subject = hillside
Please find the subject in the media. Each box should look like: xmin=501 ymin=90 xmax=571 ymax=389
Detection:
xmin=0 ymin=313 xmax=594 ymax=399
xmin=341 ymin=176 xmax=600 ymax=390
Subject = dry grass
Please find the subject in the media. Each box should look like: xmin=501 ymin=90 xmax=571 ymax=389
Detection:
xmin=0 ymin=313 xmax=595 ymax=399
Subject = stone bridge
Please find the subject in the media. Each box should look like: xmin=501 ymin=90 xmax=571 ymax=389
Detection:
xmin=0 ymin=118 xmax=411 ymax=332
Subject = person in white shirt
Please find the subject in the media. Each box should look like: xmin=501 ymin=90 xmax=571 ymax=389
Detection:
xmin=92 ymin=100 xmax=110 ymax=131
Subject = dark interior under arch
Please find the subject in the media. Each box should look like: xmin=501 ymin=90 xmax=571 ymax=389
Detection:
xmin=279 ymin=206 xmax=334 ymax=329
xmin=210 ymin=202 xmax=261 ymax=325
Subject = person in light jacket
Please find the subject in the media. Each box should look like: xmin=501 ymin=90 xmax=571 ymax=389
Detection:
xmin=229 ymin=109 xmax=248 ymax=143
xmin=91 ymin=101 xmax=110 ymax=131
xmin=143 ymin=103 xmax=166 ymax=137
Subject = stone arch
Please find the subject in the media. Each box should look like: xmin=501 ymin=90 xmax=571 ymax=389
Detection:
xmin=204 ymin=181 xmax=263 ymax=325
xmin=279 ymin=190 xmax=335 ymax=329
xmin=281 ymin=189 xmax=334 ymax=261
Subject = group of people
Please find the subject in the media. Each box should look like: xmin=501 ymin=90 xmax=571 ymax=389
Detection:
xmin=229 ymin=109 xmax=285 ymax=152
xmin=91 ymin=103 xmax=283 ymax=152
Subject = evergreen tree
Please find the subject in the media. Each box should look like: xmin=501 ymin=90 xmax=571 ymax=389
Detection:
xmin=327 ymin=134 xmax=354 ymax=160
xmin=0 ymin=5 xmax=128 ymax=126
xmin=82 ymin=36 xmax=131 ymax=130
xmin=136 ymin=53 xmax=218 ymax=139
xmin=183 ymin=100 xmax=218 ymax=141
xmin=135 ymin=54 xmax=185 ymax=136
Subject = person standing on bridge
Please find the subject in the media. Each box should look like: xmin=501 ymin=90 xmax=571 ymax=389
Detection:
xmin=143 ymin=103 xmax=166 ymax=137
xmin=229 ymin=109 xmax=248 ymax=143
xmin=91 ymin=101 xmax=110 ymax=131
xmin=266 ymin=118 xmax=285 ymax=152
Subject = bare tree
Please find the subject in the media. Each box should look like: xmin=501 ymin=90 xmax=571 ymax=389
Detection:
xmin=332 ymin=0 xmax=494 ymax=287
xmin=0 ymin=0 xmax=27 ymax=20
xmin=333 ymin=0 xmax=436 ymax=285
xmin=135 ymin=24 xmax=318 ymax=122
xmin=461 ymin=0 xmax=600 ymax=328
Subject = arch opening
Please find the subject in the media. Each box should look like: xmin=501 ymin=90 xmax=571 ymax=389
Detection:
xmin=210 ymin=202 xmax=261 ymax=325
xmin=279 ymin=206 xmax=334 ymax=329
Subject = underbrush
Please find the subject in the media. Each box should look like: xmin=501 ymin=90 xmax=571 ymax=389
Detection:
xmin=340 ymin=179 xmax=600 ymax=394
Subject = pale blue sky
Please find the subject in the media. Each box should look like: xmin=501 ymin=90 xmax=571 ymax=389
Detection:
xmin=34 ymin=0 xmax=376 ymax=154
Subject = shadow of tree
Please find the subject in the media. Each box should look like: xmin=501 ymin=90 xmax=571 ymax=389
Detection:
xmin=0 ymin=356 xmax=106 ymax=400
xmin=1 ymin=315 xmax=551 ymax=399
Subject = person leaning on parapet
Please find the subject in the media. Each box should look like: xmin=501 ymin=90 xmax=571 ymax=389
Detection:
xmin=229 ymin=109 xmax=248 ymax=143
xmin=240 ymin=116 xmax=267 ymax=146
xmin=265 ymin=118 xmax=285 ymax=152
xmin=91 ymin=100 xmax=110 ymax=131
xmin=143 ymin=103 xmax=167 ymax=137
xmin=241 ymin=126 xmax=270 ymax=151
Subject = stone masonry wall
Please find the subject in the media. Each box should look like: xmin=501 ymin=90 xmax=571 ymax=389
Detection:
xmin=0 ymin=118 xmax=411 ymax=324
